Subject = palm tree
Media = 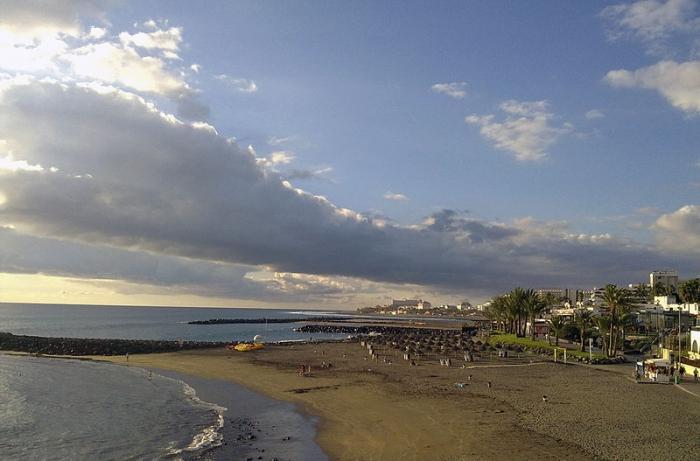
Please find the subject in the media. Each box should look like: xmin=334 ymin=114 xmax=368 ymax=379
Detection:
xmin=539 ymin=292 xmax=559 ymax=311
xmin=485 ymin=295 xmax=508 ymax=332
xmin=573 ymin=310 xmax=592 ymax=351
xmin=679 ymin=279 xmax=700 ymax=305
xmin=547 ymin=315 xmax=567 ymax=346
xmin=652 ymin=281 xmax=667 ymax=297
xmin=601 ymin=284 xmax=634 ymax=356
xmin=507 ymin=288 xmax=527 ymax=337
xmin=619 ymin=312 xmax=637 ymax=350
xmin=595 ymin=316 xmax=611 ymax=355
xmin=523 ymin=289 xmax=545 ymax=340
xmin=633 ymin=284 xmax=651 ymax=303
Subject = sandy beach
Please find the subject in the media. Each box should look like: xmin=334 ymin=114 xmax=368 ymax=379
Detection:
xmin=93 ymin=340 xmax=700 ymax=461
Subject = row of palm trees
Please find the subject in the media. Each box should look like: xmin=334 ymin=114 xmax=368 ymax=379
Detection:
xmin=485 ymin=288 xmax=557 ymax=340
xmin=485 ymin=284 xmax=638 ymax=357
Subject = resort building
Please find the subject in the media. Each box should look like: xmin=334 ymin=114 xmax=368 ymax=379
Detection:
xmin=653 ymin=295 xmax=679 ymax=309
xmin=535 ymin=288 xmax=572 ymax=301
xmin=580 ymin=287 xmax=607 ymax=306
xmin=648 ymin=295 xmax=699 ymax=316
xmin=649 ymin=270 xmax=678 ymax=293
xmin=635 ymin=306 xmax=695 ymax=332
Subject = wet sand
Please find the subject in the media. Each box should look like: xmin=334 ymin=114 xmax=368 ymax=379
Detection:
xmin=94 ymin=340 xmax=700 ymax=460
xmin=156 ymin=369 xmax=327 ymax=461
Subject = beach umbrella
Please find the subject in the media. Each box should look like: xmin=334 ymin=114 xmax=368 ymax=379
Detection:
xmin=253 ymin=334 xmax=263 ymax=343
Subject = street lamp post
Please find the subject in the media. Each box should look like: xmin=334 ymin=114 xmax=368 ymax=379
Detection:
xmin=678 ymin=303 xmax=683 ymax=372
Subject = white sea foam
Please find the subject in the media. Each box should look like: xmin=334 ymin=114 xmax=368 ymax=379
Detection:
xmin=164 ymin=379 xmax=227 ymax=458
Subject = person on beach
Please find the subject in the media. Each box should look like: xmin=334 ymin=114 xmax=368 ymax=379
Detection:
xmin=694 ymin=368 xmax=699 ymax=382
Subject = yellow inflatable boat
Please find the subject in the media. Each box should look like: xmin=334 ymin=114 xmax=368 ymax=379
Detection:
xmin=232 ymin=342 xmax=264 ymax=352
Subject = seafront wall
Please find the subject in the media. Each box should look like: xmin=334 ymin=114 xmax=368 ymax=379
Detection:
xmin=0 ymin=332 xmax=225 ymax=356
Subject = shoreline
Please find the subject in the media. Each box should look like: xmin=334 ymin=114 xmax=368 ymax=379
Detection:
xmin=1 ymin=350 xmax=327 ymax=461
xmin=93 ymin=341 xmax=700 ymax=461
xmin=9 ymin=336 xmax=700 ymax=460
xmin=93 ymin=345 xmax=589 ymax=460
xmin=154 ymin=368 xmax=327 ymax=461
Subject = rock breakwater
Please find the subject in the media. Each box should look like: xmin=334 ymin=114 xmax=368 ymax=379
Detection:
xmin=0 ymin=332 xmax=225 ymax=356
xmin=189 ymin=317 xmax=347 ymax=325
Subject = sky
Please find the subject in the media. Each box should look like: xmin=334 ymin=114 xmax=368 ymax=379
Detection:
xmin=0 ymin=0 xmax=699 ymax=308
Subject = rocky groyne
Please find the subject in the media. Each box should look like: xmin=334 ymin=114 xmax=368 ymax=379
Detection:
xmin=188 ymin=316 xmax=347 ymax=325
xmin=296 ymin=324 xmax=452 ymax=336
xmin=0 ymin=332 xmax=225 ymax=356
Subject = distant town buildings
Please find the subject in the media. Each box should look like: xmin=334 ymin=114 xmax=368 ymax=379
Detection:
xmin=390 ymin=299 xmax=431 ymax=310
xmin=359 ymin=269 xmax=700 ymax=331
xmin=358 ymin=298 xmax=483 ymax=317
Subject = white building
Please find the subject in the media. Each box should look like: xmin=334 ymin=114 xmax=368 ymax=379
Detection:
xmin=652 ymin=296 xmax=699 ymax=315
xmin=390 ymin=299 xmax=431 ymax=310
xmin=690 ymin=327 xmax=700 ymax=359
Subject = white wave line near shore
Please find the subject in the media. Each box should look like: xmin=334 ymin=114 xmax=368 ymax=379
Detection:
xmin=160 ymin=375 xmax=228 ymax=458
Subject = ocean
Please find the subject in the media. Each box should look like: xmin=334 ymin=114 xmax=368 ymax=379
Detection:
xmin=0 ymin=354 xmax=223 ymax=460
xmin=0 ymin=303 xmax=336 ymax=460
xmin=0 ymin=302 xmax=349 ymax=342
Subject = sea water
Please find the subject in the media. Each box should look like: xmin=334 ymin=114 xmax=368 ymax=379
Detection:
xmin=0 ymin=303 xmax=348 ymax=342
xmin=0 ymin=354 xmax=223 ymax=460
xmin=0 ymin=304 xmax=334 ymax=459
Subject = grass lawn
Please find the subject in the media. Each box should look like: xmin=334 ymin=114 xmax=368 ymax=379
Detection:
xmin=489 ymin=334 xmax=606 ymax=360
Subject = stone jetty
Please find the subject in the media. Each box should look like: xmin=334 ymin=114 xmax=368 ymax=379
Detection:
xmin=188 ymin=316 xmax=347 ymax=325
xmin=297 ymin=323 xmax=450 ymax=336
xmin=0 ymin=332 xmax=225 ymax=356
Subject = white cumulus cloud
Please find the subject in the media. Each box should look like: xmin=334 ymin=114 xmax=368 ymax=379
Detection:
xmin=605 ymin=60 xmax=700 ymax=113
xmin=383 ymin=192 xmax=409 ymax=201
xmin=0 ymin=0 xmax=111 ymax=40
xmin=215 ymin=74 xmax=258 ymax=93
xmin=653 ymin=204 xmax=700 ymax=250
xmin=431 ymin=82 xmax=467 ymax=99
xmin=63 ymin=41 xmax=187 ymax=94
xmin=465 ymin=100 xmax=573 ymax=161
xmin=601 ymin=0 xmax=700 ymax=55
xmin=119 ymin=25 xmax=182 ymax=51
xmin=585 ymin=109 xmax=606 ymax=119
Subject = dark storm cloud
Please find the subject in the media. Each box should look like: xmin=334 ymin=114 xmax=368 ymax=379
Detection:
xmin=0 ymin=78 xmax=695 ymax=296
xmin=0 ymin=226 xmax=297 ymax=300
